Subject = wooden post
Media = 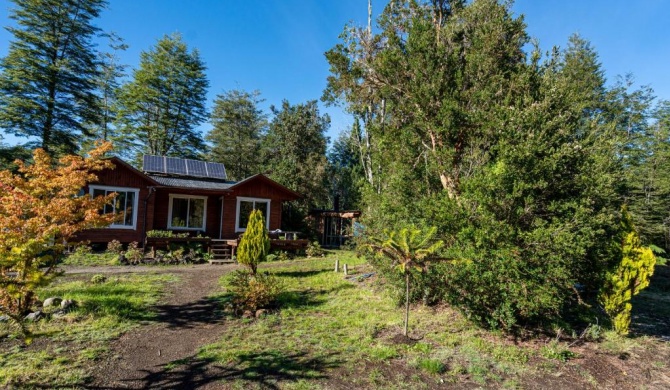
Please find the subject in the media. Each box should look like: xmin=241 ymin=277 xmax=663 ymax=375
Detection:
xmin=335 ymin=259 xmax=339 ymax=272
xmin=344 ymin=264 xmax=348 ymax=276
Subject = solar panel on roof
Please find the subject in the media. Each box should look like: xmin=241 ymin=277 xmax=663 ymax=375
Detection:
xmin=165 ymin=157 xmax=187 ymax=175
xmin=206 ymin=162 xmax=227 ymax=179
xmin=143 ymin=155 xmax=165 ymax=173
xmin=186 ymin=159 xmax=207 ymax=177
xmin=142 ymin=155 xmax=227 ymax=180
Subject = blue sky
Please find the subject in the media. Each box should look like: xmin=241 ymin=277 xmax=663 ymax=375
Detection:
xmin=0 ymin=0 xmax=668 ymax=147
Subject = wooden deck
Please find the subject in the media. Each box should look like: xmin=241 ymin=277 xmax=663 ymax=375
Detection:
xmin=270 ymin=239 xmax=309 ymax=251
xmin=223 ymin=237 xmax=309 ymax=254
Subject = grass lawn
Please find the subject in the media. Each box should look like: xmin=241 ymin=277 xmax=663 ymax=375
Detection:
xmin=190 ymin=251 xmax=670 ymax=389
xmin=0 ymin=272 xmax=177 ymax=388
xmin=60 ymin=251 xmax=121 ymax=267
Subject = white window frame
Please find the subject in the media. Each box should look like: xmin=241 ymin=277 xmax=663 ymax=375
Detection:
xmin=89 ymin=185 xmax=140 ymax=230
xmin=235 ymin=197 xmax=271 ymax=232
xmin=167 ymin=194 xmax=208 ymax=231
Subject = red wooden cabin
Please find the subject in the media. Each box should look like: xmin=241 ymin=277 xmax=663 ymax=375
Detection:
xmin=75 ymin=156 xmax=301 ymax=246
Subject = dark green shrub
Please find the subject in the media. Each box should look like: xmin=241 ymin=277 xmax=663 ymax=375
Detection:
xmin=305 ymin=241 xmax=325 ymax=257
xmin=225 ymin=270 xmax=283 ymax=312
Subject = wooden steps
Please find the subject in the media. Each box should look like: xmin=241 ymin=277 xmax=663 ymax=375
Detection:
xmin=208 ymin=259 xmax=232 ymax=265
xmin=209 ymin=239 xmax=234 ymax=264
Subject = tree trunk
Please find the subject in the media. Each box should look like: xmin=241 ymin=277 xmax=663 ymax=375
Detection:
xmin=404 ymin=272 xmax=410 ymax=337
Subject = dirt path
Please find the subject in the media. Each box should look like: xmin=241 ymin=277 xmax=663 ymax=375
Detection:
xmin=83 ymin=264 xmax=240 ymax=389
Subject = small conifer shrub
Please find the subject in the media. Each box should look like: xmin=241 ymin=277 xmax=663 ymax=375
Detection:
xmin=599 ymin=209 xmax=656 ymax=335
xmin=237 ymin=209 xmax=270 ymax=274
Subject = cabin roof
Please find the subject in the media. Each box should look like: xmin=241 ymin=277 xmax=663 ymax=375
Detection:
xmin=108 ymin=157 xmax=160 ymax=185
xmin=229 ymin=173 xmax=301 ymax=200
xmin=148 ymin=175 xmax=236 ymax=191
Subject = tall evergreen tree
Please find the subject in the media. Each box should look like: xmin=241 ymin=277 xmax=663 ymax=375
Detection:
xmin=325 ymin=0 xmax=628 ymax=329
xmin=328 ymin=124 xmax=363 ymax=210
xmin=626 ymin=100 xmax=670 ymax=251
xmin=116 ymin=33 xmax=208 ymax=160
xmin=263 ymin=100 xmax=330 ymax=229
xmin=0 ymin=0 xmax=106 ymax=155
xmin=206 ymin=90 xmax=266 ymax=180
xmin=88 ymin=32 xmax=128 ymax=145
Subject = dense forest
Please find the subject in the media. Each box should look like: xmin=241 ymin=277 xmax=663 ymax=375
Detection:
xmin=0 ymin=0 xmax=667 ymax=332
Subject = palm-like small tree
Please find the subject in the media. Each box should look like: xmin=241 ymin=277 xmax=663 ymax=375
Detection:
xmin=370 ymin=226 xmax=444 ymax=337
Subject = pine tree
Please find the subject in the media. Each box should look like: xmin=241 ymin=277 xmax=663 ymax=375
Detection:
xmin=116 ymin=33 xmax=209 ymax=160
xmin=206 ymin=90 xmax=266 ymax=180
xmin=87 ymin=32 xmax=128 ymax=146
xmin=328 ymin=125 xmax=364 ymax=210
xmin=0 ymin=0 xmax=106 ymax=155
xmin=263 ymin=100 xmax=330 ymax=228
xmin=237 ymin=209 xmax=270 ymax=275
xmin=625 ymin=100 xmax=670 ymax=252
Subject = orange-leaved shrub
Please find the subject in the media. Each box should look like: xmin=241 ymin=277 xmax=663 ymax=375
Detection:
xmin=0 ymin=142 xmax=115 ymax=327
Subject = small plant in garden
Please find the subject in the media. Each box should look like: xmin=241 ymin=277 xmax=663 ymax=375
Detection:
xmin=123 ymin=241 xmax=144 ymax=265
xmin=73 ymin=243 xmax=92 ymax=256
xmin=237 ymin=209 xmax=270 ymax=275
xmin=147 ymin=230 xmax=173 ymax=238
xmin=369 ymin=226 xmax=444 ymax=337
xmin=202 ymin=251 xmax=213 ymax=262
xmin=64 ymin=242 xmax=94 ymax=264
xmin=225 ymin=270 xmax=284 ymax=312
xmin=106 ymin=240 xmax=123 ymax=254
xmin=599 ymin=208 xmax=656 ymax=335
xmin=171 ymin=247 xmax=186 ymax=263
xmin=541 ymin=340 xmax=576 ymax=362
xmin=90 ymin=274 xmax=107 ymax=284
xmin=417 ymin=358 xmax=446 ymax=375
xmin=276 ymin=251 xmax=291 ymax=262
xmin=306 ymin=241 xmax=325 ymax=257
xmin=146 ymin=230 xmax=191 ymax=238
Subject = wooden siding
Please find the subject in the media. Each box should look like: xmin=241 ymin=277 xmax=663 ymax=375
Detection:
xmin=220 ymin=180 xmax=288 ymax=238
xmin=74 ymin=163 xmax=155 ymax=245
xmin=151 ymin=189 xmax=222 ymax=239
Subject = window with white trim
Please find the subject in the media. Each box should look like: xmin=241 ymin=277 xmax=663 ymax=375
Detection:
xmin=89 ymin=185 xmax=139 ymax=230
xmin=236 ymin=197 xmax=270 ymax=232
xmin=168 ymin=194 xmax=207 ymax=230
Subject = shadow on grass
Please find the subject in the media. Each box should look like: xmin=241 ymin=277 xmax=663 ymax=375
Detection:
xmin=86 ymin=350 xmax=342 ymax=390
xmin=631 ymin=264 xmax=670 ymax=341
xmin=277 ymin=284 xmax=355 ymax=310
xmin=151 ymin=297 xmax=225 ymax=329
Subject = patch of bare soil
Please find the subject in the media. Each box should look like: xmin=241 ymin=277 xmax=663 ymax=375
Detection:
xmin=85 ymin=264 xmax=239 ymax=389
xmin=518 ymin=342 xmax=670 ymax=390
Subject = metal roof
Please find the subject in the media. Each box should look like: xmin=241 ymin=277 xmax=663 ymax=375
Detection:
xmin=148 ymin=175 xmax=236 ymax=191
